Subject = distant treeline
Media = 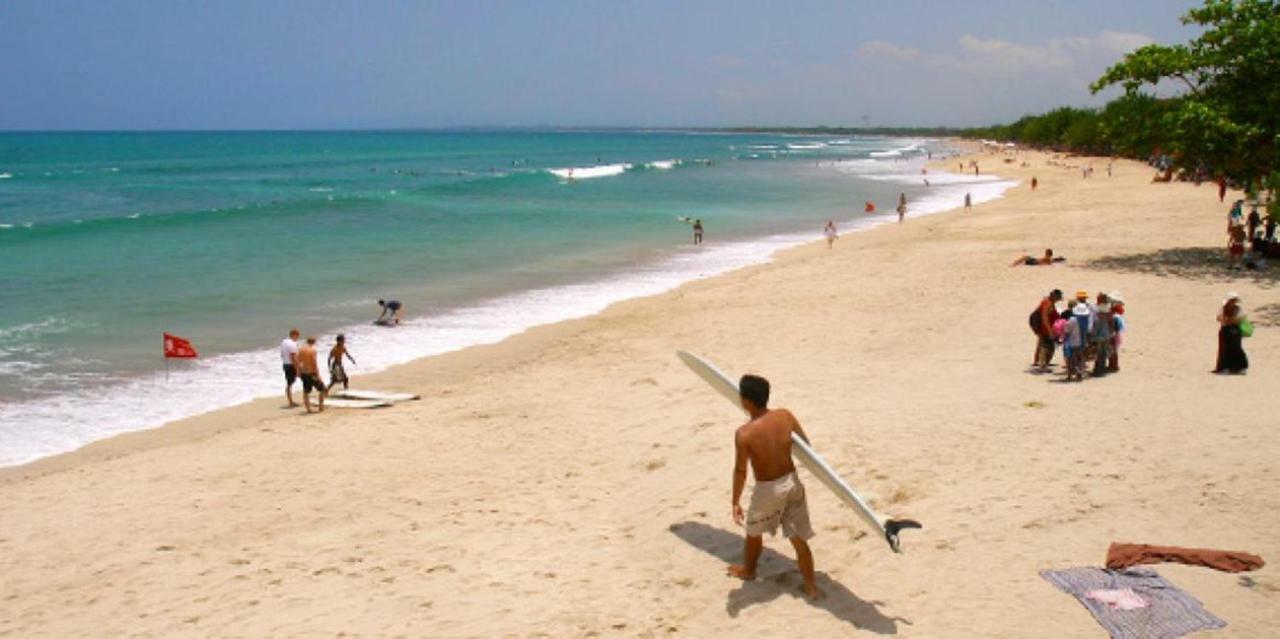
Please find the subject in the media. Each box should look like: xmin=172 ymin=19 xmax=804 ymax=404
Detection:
xmin=722 ymin=126 xmax=968 ymax=137
xmin=957 ymin=93 xmax=1173 ymax=160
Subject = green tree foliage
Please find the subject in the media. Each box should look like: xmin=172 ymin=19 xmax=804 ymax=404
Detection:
xmin=962 ymin=0 xmax=1278 ymax=211
xmin=1092 ymin=0 xmax=1279 ymax=190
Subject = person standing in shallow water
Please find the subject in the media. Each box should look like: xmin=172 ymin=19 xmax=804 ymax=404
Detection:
xmin=693 ymin=219 xmax=704 ymax=245
xmin=728 ymin=375 xmax=823 ymax=600
xmin=823 ymin=221 xmax=838 ymax=248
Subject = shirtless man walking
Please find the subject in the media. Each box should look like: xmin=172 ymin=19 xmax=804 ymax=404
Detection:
xmin=729 ymin=374 xmax=823 ymax=599
xmin=297 ymin=336 xmax=327 ymax=413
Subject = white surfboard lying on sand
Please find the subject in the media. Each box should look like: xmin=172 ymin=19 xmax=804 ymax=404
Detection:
xmin=324 ymin=397 xmax=392 ymax=409
xmin=330 ymin=389 xmax=420 ymax=403
xmin=676 ymin=350 xmax=921 ymax=553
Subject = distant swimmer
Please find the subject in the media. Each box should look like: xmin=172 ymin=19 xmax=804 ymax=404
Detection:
xmin=728 ymin=375 xmax=823 ymax=600
xmin=376 ymin=299 xmax=403 ymax=326
xmin=693 ymin=219 xmax=704 ymax=245
xmin=864 ymin=201 xmax=876 ymax=213
xmin=823 ymin=220 xmax=838 ymax=249
xmin=964 ymin=192 xmax=972 ymax=210
xmin=327 ymin=334 xmax=356 ymax=392
xmin=297 ymin=336 xmax=327 ymax=413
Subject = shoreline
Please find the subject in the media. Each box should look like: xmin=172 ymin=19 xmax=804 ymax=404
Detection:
xmin=0 ymin=148 xmax=1003 ymax=472
xmin=4 ymin=143 xmax=1277 ymax=635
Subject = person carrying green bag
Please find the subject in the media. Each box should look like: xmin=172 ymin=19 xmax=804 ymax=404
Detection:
xmin=1215 ymin=292 xmax=1250 ymax=374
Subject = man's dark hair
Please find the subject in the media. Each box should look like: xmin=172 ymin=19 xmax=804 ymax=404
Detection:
xmin=378 ymin=299 xmax=386 ymax=306
xmin=1050 ymin=288 xmax=1063 ymax=300
xmin=739 ymin=375 xmax=770 ymax=409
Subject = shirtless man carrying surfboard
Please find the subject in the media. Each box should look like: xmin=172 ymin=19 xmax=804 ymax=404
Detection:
xmin=730 ymin=374 xmax=823 ymax=600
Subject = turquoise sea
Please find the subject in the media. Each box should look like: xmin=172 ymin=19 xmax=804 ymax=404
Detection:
xmin=0 ymin=130 xmax=1014 ymax=465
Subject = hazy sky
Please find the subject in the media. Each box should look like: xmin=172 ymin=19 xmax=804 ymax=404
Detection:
xmin=1 ymin=0 xmax=1202 ymax=130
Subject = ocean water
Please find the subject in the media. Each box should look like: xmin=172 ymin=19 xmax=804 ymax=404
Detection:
xmin=0 ymin=131 xmax=1014 ymax=466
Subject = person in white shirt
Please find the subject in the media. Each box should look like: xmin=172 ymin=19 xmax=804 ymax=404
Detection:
xmin=823 ymin=221 xmax=838 ymax=249
xmin=280 ymin=329 xmax=301 ymax=407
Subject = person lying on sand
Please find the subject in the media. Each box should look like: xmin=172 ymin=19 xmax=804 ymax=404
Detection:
xmin=729 ymin=374 xmax=824 ymax=600
xmin=1010 ymin=248 xmax=1065 ymax=267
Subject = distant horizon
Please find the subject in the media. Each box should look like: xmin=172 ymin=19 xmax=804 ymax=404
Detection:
xmin=0 ymin=122 xmax=1028 ymax=134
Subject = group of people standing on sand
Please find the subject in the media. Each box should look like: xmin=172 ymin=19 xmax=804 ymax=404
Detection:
xmin=1030 ymin=289 xmax=1126 ymax=382
xmin=1226 ymin=199 xmax=1280 ymax=268
xmin=280 ymin=329 xmax=356 ymax=413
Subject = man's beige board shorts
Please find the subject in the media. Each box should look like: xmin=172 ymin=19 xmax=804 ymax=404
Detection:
xmin=745 ymin=472 xmax=815 ymax=540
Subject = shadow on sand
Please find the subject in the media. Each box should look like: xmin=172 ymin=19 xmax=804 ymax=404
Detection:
xmin=1085 ymin=246 xmax=1280 ymax=288
xmin=669 ymin=521 xmax=908 ymax=634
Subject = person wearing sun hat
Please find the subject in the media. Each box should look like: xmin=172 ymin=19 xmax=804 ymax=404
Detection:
xmin=1215 ymin=292 xmax=1249 ymax=374
xmin=1064 ymin=302 xmax=1092 ymax=382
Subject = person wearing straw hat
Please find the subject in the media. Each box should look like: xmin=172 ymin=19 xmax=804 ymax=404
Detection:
xmin=1215 ymin=293 xmax=1249 ymax=374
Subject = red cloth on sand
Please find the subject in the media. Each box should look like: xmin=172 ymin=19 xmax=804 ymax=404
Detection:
xmin=1106 ymin=543 xmax=1265 ymax=573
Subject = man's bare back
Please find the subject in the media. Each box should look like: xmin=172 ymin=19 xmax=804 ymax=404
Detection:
xmin=298 ymin=345 xmax=319 ymax=374
xmin=736 ymin=408 xmax=806 ymax=483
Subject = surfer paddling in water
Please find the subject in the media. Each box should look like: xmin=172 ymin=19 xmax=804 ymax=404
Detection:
xmin=729 ymin=374 xmax=824 ymax=600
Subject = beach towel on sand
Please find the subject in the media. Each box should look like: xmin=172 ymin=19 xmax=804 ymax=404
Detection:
xmin=1107 ymin=542 xmax=1265 ymax=573
xmin=1040 ymin=567 xmax=1225 ymax=639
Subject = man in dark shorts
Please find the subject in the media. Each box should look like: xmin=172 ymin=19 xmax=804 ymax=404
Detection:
xmin=280 ymin=328 xmax=301 ymax=407
xmin=297 ymin=336 xmax=326 ymax=413
xmin=377 ymin=299 xmax=403 ymax=325
xmin=729 ymin=374 xmax=823 ymax=600
xmin=693 ymin=219 xmax=704 ymax=245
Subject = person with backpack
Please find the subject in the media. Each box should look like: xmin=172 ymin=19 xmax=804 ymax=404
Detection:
xmin=1030 ymin=289 xmax=1063 ymax=371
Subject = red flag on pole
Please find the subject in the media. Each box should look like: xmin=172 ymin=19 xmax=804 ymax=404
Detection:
xmin=163 ymin=333 xmax=199 ymax=358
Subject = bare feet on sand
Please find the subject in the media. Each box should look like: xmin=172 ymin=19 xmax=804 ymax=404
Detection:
xmin=726 ymin=564 xmax=754 ymax=580
xmin=802 ymin=582 xmax=827 ymax=600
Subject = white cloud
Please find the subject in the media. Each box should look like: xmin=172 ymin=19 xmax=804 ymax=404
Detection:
xmin=855 ymin=40 xmax=923 ymax=62
xmin=859 ymin=30 xmax=1153 ymax=75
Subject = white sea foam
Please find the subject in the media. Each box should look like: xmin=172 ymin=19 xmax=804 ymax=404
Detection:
xmin=309 ymin=187 xmax=334 ymax=192
xmin=0 ymin=154 xmax=1018 ymax=468
xmin=786 ymin=143 xmax=826 ymax=150
xmin=0 ymin=224 xmax=12 ymax=229
xmin=0 ymin=173 xmax=12 ymax=179
xmin=747 ymin=144 xmax=778 ymax=150
xmin=647 ymin=160 xmax=680 ymax=170
xmin=869 ymin=150 xmax=902 ymax=158
xmin=547 ymin=163 xmax=632 ymax=180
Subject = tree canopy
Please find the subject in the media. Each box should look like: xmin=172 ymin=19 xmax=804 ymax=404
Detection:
xmin=1091 ymin=0 xmax=1279 ymax=189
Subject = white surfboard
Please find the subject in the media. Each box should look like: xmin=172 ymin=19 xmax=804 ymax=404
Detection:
xmin=323 ymin=397 xmax=392 ymax=409
xmin=676 ymin=350 xmax=921 ymax=553
xmin=330 ymin=389 xmax=420 ymax=403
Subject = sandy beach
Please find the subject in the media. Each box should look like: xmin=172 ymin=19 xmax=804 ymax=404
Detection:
xmin=2 ymin=145 xmax=1278 ymax=636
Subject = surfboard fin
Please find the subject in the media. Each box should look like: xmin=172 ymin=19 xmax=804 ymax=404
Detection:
xmin=884 ymin=519 xmax=923 ymax=554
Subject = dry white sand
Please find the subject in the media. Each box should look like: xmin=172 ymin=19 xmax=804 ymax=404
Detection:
xmin=2 ymin=146 xmax=1278 ymax=637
